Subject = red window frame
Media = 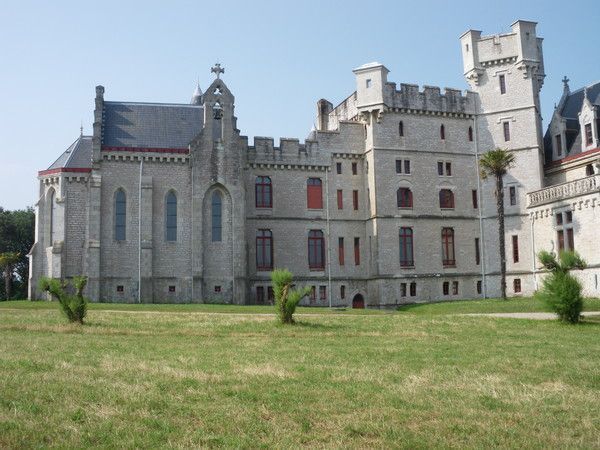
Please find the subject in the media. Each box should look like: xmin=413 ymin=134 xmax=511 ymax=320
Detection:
xmin=445 ymin=162 xmax=452 ymax=176
xmin=255 ymin=176 xmax=272 ymax=208
xmin=256 ymin=229 xmax=273 ymax=270
xmin=399 ymin=227 xmax=414 ymax=267
xmin=338 ymin=237 xmax=345 ymax=266
xmin=503 ymin=122 xmax=510 ymax=141
xmin=397 ymin=188 xmax=413 ymax=208
xmin=337 ymin=189 xmax=343 ymax=210
xmin=439 ymin=189 xmax=455 ymax=209
xmin=307 ymin=178 xmax=323 ymax=209
xmin=512 ymin=235 xmax=519 ymax=263
xmin=308 ymin=230 xmax=325 ymax=270
xmin=352 ymin=190 xmax=359 ymax=210
xmin=442 ymin=228 xmax=455 ymax=267
xmin=354 ymin=237 xmax=360 ymax=266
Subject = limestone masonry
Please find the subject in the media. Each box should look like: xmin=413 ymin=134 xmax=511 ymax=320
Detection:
xmin=29 ymin=21 xmax=600 ymax=306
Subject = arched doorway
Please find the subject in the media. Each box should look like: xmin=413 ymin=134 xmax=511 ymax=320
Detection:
xmin=352 ymin=294 xmax=365 ymax=309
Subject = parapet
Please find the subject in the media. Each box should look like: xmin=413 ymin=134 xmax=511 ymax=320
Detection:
xmin=391 ymin=84 xmax=477 ymax=115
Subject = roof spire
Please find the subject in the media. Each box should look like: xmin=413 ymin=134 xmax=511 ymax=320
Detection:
xmin=80 ymin=121 xmax=83 ymax=136
xmin=584 ymin=86 xmax=589 ymax=101
xmin=562 ymin=75 xmax=570 ymax=93
xmin=190 ymin=80 xmax=203 ymax=105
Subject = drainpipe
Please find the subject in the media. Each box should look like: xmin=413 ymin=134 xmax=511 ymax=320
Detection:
xmin=325 ymin=166 xmax=332 ymax=308
xmin=473 ymin=113 xmax=487 ymax=298
xmin=138 ymin=156 xmax=143 ymax=303
xmin=191 ymin=160 xmax=194 ymax=301
xmin=530 ymin=215 xmax=538 ymax=291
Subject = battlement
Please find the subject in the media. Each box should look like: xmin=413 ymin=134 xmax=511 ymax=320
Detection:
xmin=390 ymin=84 xmax=476 ymax=115
xmin=247 ymin=136 xmax=326 ymax=166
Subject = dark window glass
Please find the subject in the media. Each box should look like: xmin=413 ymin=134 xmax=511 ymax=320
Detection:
xmin=410 ymin=282 xmax=416 ymax=296
xmin=585 ymin=123 xmax=593 ymax=145
xmin=565 ymin=211 xmax=572 ymax=223
xmin=443 ymin=282 xmax=449 ymax=296
xmin=255 ymin=176 xmax=272 ymax=208
xmin=513 ymin=279 xmax=521 ymax=293
xmin=308 ymin=230 xmax=325 ymax=269
xmin=336 ymin=162 xmax=342 ymax=174
xmin=499 ymin=74 xmax=506 ymax=94
xmin=340 ymin=285 xmax=346 ymax=299
xmin=567 ymin=228 xmax=574 ymax=251
xmin=352 ymin=162 xmax=358 ymax=175
xmin=400 ymin=283 xmax=407 ymax=297
xmin=337 ymin=189 xmax=343 ymax=210
xmin=354 ymin=237 xmax=360 ymax=265
xmin=555 ymin=135 xmax=562 ymax=156
xmin=268 ymin=287 xmax=274 ymax=304
xmin=472 ymin=189 xmax=478 ymax=209
xmin=442 ymin=228 xmax=455 ymax=266
xmin=509 ymin=186 xmax=517 ymax=206
xmin=256 ymin=286 xmax=265 ymax=304
xmin=168 ymin=285 xmax=176 ymax=293
xmin=439 ymin=189 xmax=455 ymax=209
xmin=475 ymin=238 xmax=480 ymax=265
xmin=445 ymin=162 xmax=452 ymax=176
xmin=503 ymin=122 xmax=511 ymax=141
xmin=310 ymin=286 xmax=316 ymax=303
xmin=399 ymin=121 xmax=404 ymax=137
xmin=404 ymin=160 xmax=411 ymax=174
xmin=556 ymin=213 xmax=563 ymax=226
xmin=353 ymin=190 xmax=359 ymax=210
xmin=117 ymin=285 xmax=124 ymax=293
xmin=256 ymin=229 xmax=273 ymax=270
xmin=477 ymin=280 xmax=482 ymax=294
xmin=307 ymin=178 xmax=323 ymax=209
xmin=396 ymin=159 xmax=402 ymax=174
xmin=586 ymin=164 xmax=594 ymax=176
xmin=452 ymin=281 xmax=459 ymax=295
xmin=319 ymin=285 xmax=327 ymax=300
xmin=557 ymin=230 xmax=565 ymax=252
xmin=437 ymin=162 xmax=444 ymax=176
xmin=512 ymin=235 xmax=519 ymax=263
xmin=468 ymin=126 xmax=473 ymax=142
xmin=165 ymin=191 xmax=177 ymax=241
xmin=440 ymin=124 xmax=445 ymax=140
xmin=211 ymin=191 xmax=222 ymax=242
xmin=115 ymin=189 xmax=126 ymax=241
xmin=399 ymin=227 xmax=414 ymax=267
xmin=338 ymin=237 xmax=344 ymax=266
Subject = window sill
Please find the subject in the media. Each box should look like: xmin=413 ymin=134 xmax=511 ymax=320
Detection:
xmin=442 ymin=264 xmax=456 ymax=268
xmin=397 ymin=207 xmax=413 ymax=210
xmin=400 ymin=264 xmax=415 ymax=269
xmin=256 ymin=268 xmax=273 ymax=272
xmin=309 ymin=268 xmax=325 ymax=272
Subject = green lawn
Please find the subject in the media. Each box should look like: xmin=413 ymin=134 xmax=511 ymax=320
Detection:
xmin=1 ymin=300 xmax=599 ymax=448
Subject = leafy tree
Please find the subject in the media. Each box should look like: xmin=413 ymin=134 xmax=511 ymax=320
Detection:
xmin=479 ymin=149 xmax=516 ymax=299
xmin=0 ymin=252 xmax=20 ymax=299
xmin=39 ymin=276 xmax=88 ymax=324
xmin=536 ymin=250 xmax=586 ymax=323
xmin=271 ymin=269 xmax=311 ymax=324
xmin=0 ymin=207 xmax=35 ymax=299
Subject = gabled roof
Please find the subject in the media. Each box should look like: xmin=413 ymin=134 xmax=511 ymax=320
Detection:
xmin=41 ymin=135 xmax=93 ymax=175
xmin=102 ymin=102 xmax=204 ymax=149
xmin=560 ymin=81 xmax=600 ymax=118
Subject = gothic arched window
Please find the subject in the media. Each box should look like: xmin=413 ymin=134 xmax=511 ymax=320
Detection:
xmin=212 ymin=191 xmax=222 ymax=242
xmin=115 ymin=189 xmax=126 ymax=241
xmin=165 ymin=191 xmax=177 ymax=241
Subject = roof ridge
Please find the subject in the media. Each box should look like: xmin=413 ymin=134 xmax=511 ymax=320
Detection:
xmin=45 ymin=136 xmax=81 ymax=170
xmin=63 ymin=136 xmax=83 ymax=168
xmin=104 ymin=101 xmax=203 ymax=108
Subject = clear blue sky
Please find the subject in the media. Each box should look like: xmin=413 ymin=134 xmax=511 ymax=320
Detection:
xmin=1 ymin=0 xmax=598 ymax=210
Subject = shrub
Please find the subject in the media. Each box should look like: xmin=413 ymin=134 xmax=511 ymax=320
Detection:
xmin=271 ymin=269 xmax=311 ymax=324
xmin=536 ymin=250 xmax=586 ymax=324
xmin=39 ymin=276 xmax=88 ymax=324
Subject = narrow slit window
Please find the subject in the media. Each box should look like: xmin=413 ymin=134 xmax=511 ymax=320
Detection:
xmin=165 ymin=191 xmax=177 ymax=241
xmin=115 ymin=189 xmax=126 ymax=241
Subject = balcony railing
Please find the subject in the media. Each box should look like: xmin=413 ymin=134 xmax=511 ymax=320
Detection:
xmin=528 ymin=175 xmax=599 ymax=207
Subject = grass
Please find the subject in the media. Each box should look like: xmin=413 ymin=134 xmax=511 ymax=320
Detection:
xmin=1 ymin=299 xmax=599 ymax=448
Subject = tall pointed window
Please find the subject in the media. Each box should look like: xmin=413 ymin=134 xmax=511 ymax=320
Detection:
xmin=255 ymin=176 xmax=272 ymax=208
xmin=256 ymin=229 xmax=273 ymax=270
xmin=308 ymin=230 xmax=325 ymax=270
xmin=441 ymin=227 xmax=455 ymax=267
xmin=211 ymin=191 xmax=222 ymax=242
xmin=115 ymin=189 xmax=126 ymax=241
xmin=399 ymin=227 xmax=414 ymax=267
xmin=165 ymin=191 xmax=177 ymax=241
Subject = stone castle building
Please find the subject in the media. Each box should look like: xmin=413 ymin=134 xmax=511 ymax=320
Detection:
xmin=29 ymin=20 xmax=600 ymax=306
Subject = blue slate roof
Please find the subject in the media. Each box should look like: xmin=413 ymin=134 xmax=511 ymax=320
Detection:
xmin=102 ymin=102 xmax=204 ymax=149
xmin=46 ymin=136 xmax=92 ymax=170
xmin=560 ymin=82 xmax=600 ymax=119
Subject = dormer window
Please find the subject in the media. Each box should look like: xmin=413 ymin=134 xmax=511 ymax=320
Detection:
xmin=555 ymin=134 xmax=562 ymax=156
xmin=585 ymin=123 xmax=593 ymax=146
xmin=366 ymin=79 xmax=372 ymax=88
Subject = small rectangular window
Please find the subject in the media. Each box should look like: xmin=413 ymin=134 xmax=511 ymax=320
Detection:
xmin=410 ymin=282 xmax=416 ymax=297
xmin=503 ymin=122 xmax=511 ymax=142
xmin=472 ymin=190 xmax=478 ymax=209
xmin=475 ymin=238 xmax=480 ymax=266
xmin=256 ymin=286 xmax=264 ymax=304
xmin=499 ymin=74 xmax=506 ymax=94
xmin=214 ymin=285 xmax=221 ymax=293
xmin=336 ymin=162 xmax=342 ymax=174
xmin=445 ymin=162 xmax=452 ymax=176
xmin=168 ymin=285 xmax=176 ymax=293
xmin=437 ymin=162 xmax=444 ymax=176
xmin=512 ymin=235 xmax=519 ymax=263
xmin=452 ymin=281 xmax=459 ymax=295
xmin=404 ymin=160 xmax=411 ymax=174
xmin=555 ymin=135 xmax=562 ymax=156
xmin=585 ymin=123 xmax=593 ymax=145
xmin=513 ymin=278 xmax=521 ymax=293
xmin=338 ymin=237 xmax=345 ymax=266
xmin=337 ymin=189 xmax=343 ymax=210
xmin=354 ymin=237 xmax=360 ymax=266
xmin=352 ymin=190 xmax=359 ymax=210
xmin=366 ymin=79 xmax=372 ymax=88
xmin=557 ymin=229 xmax=565 ymax=252
xmin=477 ymin=280 xmax=482 ymax=294
xmin=352 ymin=162 xmax=358 ymax=175
xmin=556 ymin=213 xmax=563 ymax=226
xmin=400 ymin=283 xmax=407 ymax=297
xmin=443 ymin=281 xmax=449 ymax=296
xmin=565 ymin=211 xmax=572 ymax=224
xmin=396 ymin=159 xmax=402 ymax=174
xmin=116 ymin=285 xmax=124 ymax=293
xmin=567 ymin=228 xmax=574 ymax=251
xmin=307 ymin=178 xmax=323 ymax=209
xmin=509 ymin=186 xmax=517 ymax=206
xmin=319 ymin=285 xmax=327 ymax=300
xmin=340 ymin=285 xmax=346 ymax=299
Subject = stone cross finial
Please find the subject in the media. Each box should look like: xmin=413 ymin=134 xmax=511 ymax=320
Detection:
xmin=562 ymin=76 xmax=569 ymax=90
xmin=211 ymin=63 xmax=224 ymax=79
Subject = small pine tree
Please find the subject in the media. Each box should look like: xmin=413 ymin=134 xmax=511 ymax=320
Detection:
xmin=536 ymin=250 xmax=586 ymax=324
xmin=271 ymin=269 xmax=311 ymax=324
xmin=39 ymin=276 xmax=88 ymax=324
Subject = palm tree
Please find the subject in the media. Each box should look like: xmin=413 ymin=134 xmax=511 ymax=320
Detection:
xmin=479 ymin=148 xmax=515 ymax=299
